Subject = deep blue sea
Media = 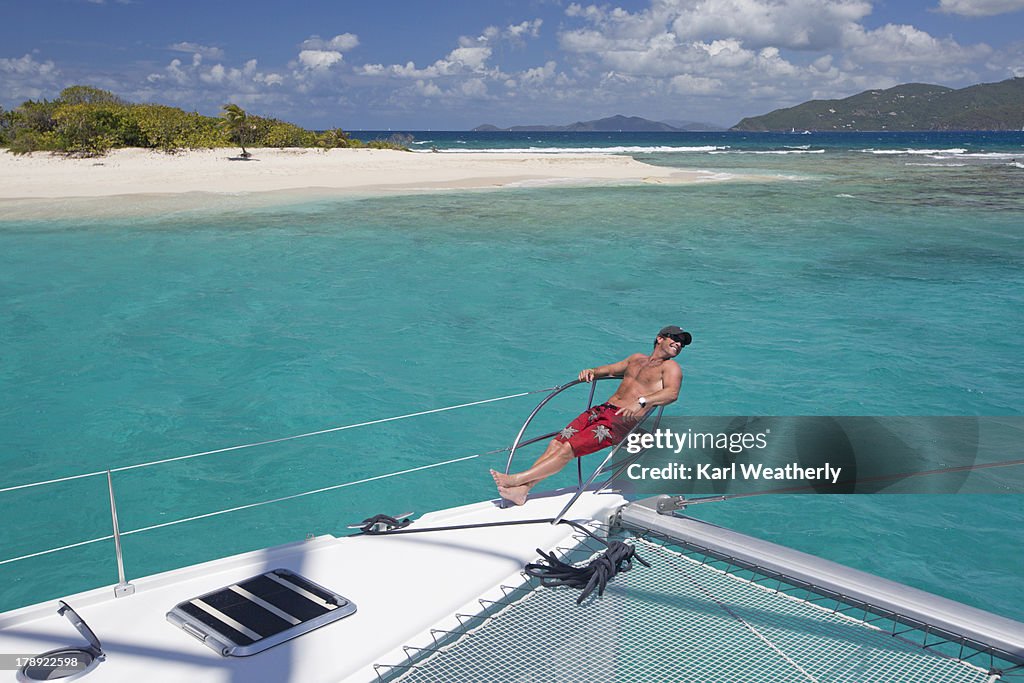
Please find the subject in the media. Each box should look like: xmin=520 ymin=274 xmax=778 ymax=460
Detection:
xmin=1 ymin=131 xmax=1022 ymax=622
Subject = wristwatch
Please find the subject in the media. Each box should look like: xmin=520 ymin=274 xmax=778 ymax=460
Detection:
xmin=637 ymin=397 xmax=648 ymax=408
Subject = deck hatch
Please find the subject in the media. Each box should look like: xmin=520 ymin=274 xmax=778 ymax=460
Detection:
xmin=236 ymin=574 xmax=330 ymax=621
xmin=167 ymin=569 xmax=356 ymax=657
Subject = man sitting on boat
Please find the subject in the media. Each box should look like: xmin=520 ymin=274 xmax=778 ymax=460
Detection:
xmin=491 ymin=325 xmax=690 ymax=505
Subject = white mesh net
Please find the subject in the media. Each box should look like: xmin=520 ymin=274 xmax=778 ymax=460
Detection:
xmin=377 ymin=532 xmax=1007 ymax=682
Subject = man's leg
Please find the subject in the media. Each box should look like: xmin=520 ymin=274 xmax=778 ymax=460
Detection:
xmin=491 ymin=438 xmax=576 ymax=505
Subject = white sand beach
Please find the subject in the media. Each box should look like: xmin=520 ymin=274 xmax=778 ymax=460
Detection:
xmin=0 ymin=147 xmax=720 ymax=201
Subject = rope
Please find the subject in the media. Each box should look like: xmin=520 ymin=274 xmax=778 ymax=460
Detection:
xmin=525 ymin=524 xmax=651 ymax=605
xmin=355 ymin=517 xmax=558 ymax=536
xmin=362 ymin=517 xmax=651 ymax=606
xmin=0 ymin=387 xmax=555 ymax=494
xmin=358 ymin=514 xmax=412 ymax=534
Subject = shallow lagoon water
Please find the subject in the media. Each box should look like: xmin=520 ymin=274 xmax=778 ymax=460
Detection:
xmin=1 ymin=132 xmax=1022 ymax=622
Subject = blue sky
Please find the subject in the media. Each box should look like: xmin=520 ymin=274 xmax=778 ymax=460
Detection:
xmin=2 ymin=0 xmax=1023 ymax=129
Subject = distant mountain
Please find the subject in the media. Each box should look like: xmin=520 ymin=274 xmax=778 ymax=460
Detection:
xmin=659 ymin=119 xmax=725 ymax=132
xmin=473 ymin=114 xmax=722 ymax=132
xmin=733 ymin=77 xmax=1024 ymax=132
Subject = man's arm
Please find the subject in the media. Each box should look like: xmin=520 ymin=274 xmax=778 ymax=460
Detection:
xmin=644 ymin=361 xmax=683 ymax=407
xmin=578 ymin=356 xmax=635 ymax=383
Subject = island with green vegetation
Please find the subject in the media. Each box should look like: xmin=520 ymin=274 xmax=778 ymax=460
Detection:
xmin=733 ymin=77 xmax=1024 ymax=132
xmin=474 ymin=114 xmax=722 ymax=132
xmin=0 ymin=85 xmax=409 ymax=157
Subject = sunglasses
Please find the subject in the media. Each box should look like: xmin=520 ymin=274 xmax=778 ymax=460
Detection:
xmin=19 ymin=601 xmax=104 ymax=681
xmin=665 ymin=334 xmax=688 ymax=345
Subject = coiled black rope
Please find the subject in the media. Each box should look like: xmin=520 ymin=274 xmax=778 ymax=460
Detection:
xmin=525 ymin=535 xmax=650 ymax=605
xmin=359 ymin=514 xmax=412 ymax=534
xmin=358 ymin=514 xmax=649 ymax=604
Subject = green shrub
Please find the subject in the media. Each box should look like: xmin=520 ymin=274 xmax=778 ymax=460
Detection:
xmin=0 ymin=106 xmax=10 ymax=146
xmin=5 ymin=100 xmax=63 ymax=152
xmin=16 ymin=99 xmax=59 ymax=134
xmin=57 ymin=85 xmax=126 ymax=106
xmin=316 ymin=128 xmax=354 ymax=148
xmin=7 ymin=129 xmax=60 ymax=155
xmin=128 ymin=104 xmax=227 ymax=152
xmin=5 ymin=85 xmax=361 ymax=155
xmin=366 ymin=133 xmax=414 ymax=150
xmin=260 ymin=120 xmax=318 ymax=148
xmin=52 ymin=103 xmax=137 ymax=156
xmin=176 ymin=112 xmax=228 ymax=149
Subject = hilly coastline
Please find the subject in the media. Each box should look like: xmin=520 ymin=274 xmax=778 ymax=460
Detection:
xmin=474 ymin=114 xmax=722 ymax=132
xmin=733 ymin=77 xmax=1024 ymax=132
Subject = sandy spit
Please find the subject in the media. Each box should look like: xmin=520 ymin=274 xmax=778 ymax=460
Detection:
xmin=0 ymin=147 xmax=721 ymax=201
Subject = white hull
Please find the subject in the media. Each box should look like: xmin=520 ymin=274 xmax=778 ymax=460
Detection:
xmin=0 ymin=490 xmax=624 ymax=683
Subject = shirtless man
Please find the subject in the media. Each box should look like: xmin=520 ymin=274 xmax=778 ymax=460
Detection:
xmin=491 ymin=325 xmax=691 ymax=505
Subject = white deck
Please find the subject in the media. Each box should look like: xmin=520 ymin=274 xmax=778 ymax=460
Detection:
xmin=0 ymin=490 xmax=626 ymax=683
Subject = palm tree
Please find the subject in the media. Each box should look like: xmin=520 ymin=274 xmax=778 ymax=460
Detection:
xmin=220 ymin=103 xmax=252 ymax=158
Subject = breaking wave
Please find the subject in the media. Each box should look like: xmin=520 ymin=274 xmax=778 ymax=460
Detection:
xmin=426 ymin=145 xmax=730 ymax=154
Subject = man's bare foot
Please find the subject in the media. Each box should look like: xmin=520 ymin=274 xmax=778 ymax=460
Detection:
xmin=498 ymin=484 xmax=529 ymax=506
xmin=490 ymin=469 xmax=517 ymax=488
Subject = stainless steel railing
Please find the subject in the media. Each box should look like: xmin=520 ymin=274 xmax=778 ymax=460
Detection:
xmin=2 ymin=381 xmax=665 ymax=595
xmin=500 ymin=377 xmax=666 ymax=518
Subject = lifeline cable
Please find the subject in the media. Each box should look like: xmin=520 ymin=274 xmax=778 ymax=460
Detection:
xmin=0 ymin=386 xmax=556 ymax=495
xmin=0 ymin=445 xmax=511 ymax=567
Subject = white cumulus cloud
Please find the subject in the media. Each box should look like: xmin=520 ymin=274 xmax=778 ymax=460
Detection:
xmin=935 ymin=0 xmax=1024 ymax=15
xmin=200 ymin=64 xmax=227 ymax=84
xmin=700 ymin=39 xmax=756 ymax=68
xmin=481 ymin=18 xmax=543 ymax=44
xmin=507 ymin=19 xmax=543 ymax=40
xmin=357 ymin=45 xmax=493 ymax=79
xmin=353 ymin=16 xmax=545 ymax=86
xmin=1 ymin=53 xmax=61 ymax=103
xmin=671 ymin=73 xmax=723 ymax=94
xmin=843 ymin=23 xmax=991 ymax=64
xmin=983 ymin=40 xmax=1024 ymax=77
xmin=550 ymin=0 xmax=1002 ymax=126
xmin=1 ymin=53 xmax=58 ymax=77
xmin=460 ymin=79 xmax=489 ymax=98
xmin=146 ymin=56 xmax=283 ymax=95
xmin=169 ymin=42 xmax=224 ymax=59
xmin=301 ymin=33 xmax=360 ymax=51
xmin=415 ymin=79 xmax=443 ymax=97
xmin=447 ymin=46 xmax=492 ymax=70
xmin=298 ymin=50 xmax=344 ymax=70
xmin=519 ymin=61 xmax=558 ymax=85
xmin=670 ymin=0 xmax=872 ymax=51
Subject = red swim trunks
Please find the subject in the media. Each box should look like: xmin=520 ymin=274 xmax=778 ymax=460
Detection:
xmin=554 ymin=403 xmax=632 ymax=458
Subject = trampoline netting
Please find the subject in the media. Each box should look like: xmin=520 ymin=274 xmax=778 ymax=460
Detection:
xmin=375 ymin=527 xmax=1017 ymax=683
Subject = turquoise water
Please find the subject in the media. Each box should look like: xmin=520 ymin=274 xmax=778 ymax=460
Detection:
xmin=1 ymin=133 xmax=1022 ymax=622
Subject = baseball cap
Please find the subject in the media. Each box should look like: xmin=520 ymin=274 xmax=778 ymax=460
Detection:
xmin=658 ymin=325 xmax=692 ymax=346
